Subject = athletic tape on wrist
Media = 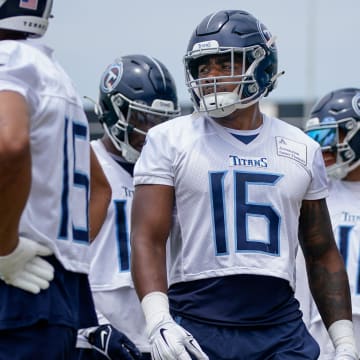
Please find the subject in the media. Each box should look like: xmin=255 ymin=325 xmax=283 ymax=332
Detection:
xmin=328 ymin=319 xmax=358 ymax=354
xmin=141 ymin=291 xmax=170 ymax=327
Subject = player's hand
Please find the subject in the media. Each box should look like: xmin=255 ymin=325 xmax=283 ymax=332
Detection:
xmin=148 ymin=314 xmax=209 ymax=360
xmin=87 ymin=324 xmax=143 ymax=360
xmin=0 ymin=236 xmax=54 ymax=294
xmin=141 ymin=291 xmax=209 ymax=360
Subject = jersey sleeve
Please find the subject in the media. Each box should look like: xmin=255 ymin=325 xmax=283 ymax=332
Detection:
xmin=134 ymin=126 xmax=175 ymax=187
xmin=0 ymin=44 xmax=40 ymax=115
xmin=303 ymin=146 xmax=329 ymax=200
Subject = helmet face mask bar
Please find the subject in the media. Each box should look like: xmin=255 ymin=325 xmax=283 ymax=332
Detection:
xmin=97 ymin=55 xmax=180 ymax=163
xmin=184 ymin=10 xmax=283 ymax=118
xmin=185 ymin=44 xmax=271 ymax=118
xmin=305 ymin=88 xmax=360 ymax=179
xmin=102 ymin=92 xmax=178 ymax=163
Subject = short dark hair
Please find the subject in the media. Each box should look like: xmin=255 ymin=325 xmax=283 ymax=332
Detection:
xmin=0 ymin=29 xmax=28 ymax=40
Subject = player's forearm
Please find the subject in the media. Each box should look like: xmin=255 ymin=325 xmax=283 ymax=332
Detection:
xmin=0 ymin=137 xmax=31 ymax=255
xmin=0 ymin=159 xmax=31 ymax=247
xmin=131 ymin=240 xmax=168 ymax=300
xmin=307 ymin=250 xmax=352 ymax=328
xmin=130 ymin=184 xmax=173 ymax=299
xmin=0 ymin=91 xmax=31 ymax=254
xmin=299 ymin=199 xmax=353 ymax=328
xmin=89 ymin=147 xmax=111 ymax=241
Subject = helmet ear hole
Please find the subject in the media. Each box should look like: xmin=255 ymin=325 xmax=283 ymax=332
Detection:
xmin=252 ymin=47 xmax=266 ymax=60
xmin=247 ymin=83 xmax=259 ymax=95
xmin=111 ymin=124 xmax=125 ymax=142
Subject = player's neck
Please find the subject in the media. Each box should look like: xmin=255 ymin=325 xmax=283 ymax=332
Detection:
xmin=0 ymin=30 xmax=28 ymax=41
xmin=213 ymin=104 xmax=263 ymax=131
xmin=343 ymin=165 xmax=360 ymax=182
xmin=101 ymin=135 xmax=124 ymax=159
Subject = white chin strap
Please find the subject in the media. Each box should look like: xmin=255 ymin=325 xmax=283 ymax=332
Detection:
xmin=327 ymin=165 xmax=348 ymax=180
xmin=115 ymin=130 xmax=141 ymax=164
xmin=327 ymin=158 xmax=360 ymax=180
xmin=104 ymin=123 xmax=141 ymax=164
xmin=199 ymin=89 xmax=263 ymax=118
xmin=120 ymin=142 xmax=140 ymax=164
xmin=199 ymin=92 xmax=238 ymax=118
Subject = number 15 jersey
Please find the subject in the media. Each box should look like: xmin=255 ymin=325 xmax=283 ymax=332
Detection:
xmin=0 ymin=40 xmax=91 ymax=273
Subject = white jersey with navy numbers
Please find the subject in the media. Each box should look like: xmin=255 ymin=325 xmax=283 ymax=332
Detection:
xmin=0 ymin=40 xmax=91 ymax=273
xmin=134 ymin=112 xmax=328 ymax=290
xmin=89 ymin=139 xmax=150 ymax=352
xmin=296 ymin=179 xmax=360 ymax=358
xmin=89 ymin=139 xmax=134 ymax=290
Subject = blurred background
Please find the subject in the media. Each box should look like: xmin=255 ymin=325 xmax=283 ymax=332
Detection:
xmin=43 ymin=0 xmax=360 ymax=137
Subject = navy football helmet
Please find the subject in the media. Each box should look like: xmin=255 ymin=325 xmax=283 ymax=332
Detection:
xmin=305 ymin=88 xmax=360 ymax=179
xmin=184 ymin=10 xmax=283 ymax=118
xmin=0 ymin=0 xmax=53 ymax=37
xmin=97 ymin=54 xmax=180 ymax=163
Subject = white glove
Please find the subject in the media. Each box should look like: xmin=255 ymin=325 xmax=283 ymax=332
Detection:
xmin=334 ymin=346 xmax=359 ymax=360
xmin=329 ymin=320 xmax=359 ymax=360
xmin=0 ymin=236 xmax=54 ymax=294
xmin=141 ymin=291 xmax=209 ymax=360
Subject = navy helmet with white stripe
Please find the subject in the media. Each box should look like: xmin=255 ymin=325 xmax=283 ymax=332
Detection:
xmin=0 ymin=0 xmax=53 ymax=37
xmin=305 ymin=88 xmax=360 ymax=179
xmin=184 ymin=10 xmax=283 ymax=117
xmin=97 ymin=55 xmax=180 ymax=163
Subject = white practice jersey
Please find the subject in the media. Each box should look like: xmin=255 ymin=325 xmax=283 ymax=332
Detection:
xmin=0 ymin=40 xmax=91 ymax=273
xmin=296 ymin=179 xmax=360 ymax=358
xmin=134 ymin=113 xmax=328 ymax=290
xmin=89 ymin=140 xmax=134 ymax=290
xmin=89 ymin=140 xmax=149 ymax=352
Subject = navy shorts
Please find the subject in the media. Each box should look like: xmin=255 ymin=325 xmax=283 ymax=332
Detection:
xmin=0 ymin=322 xmax=77 ymax=360
xmin=0 ymin=256 xmax=98 ymax=359
xmin=173 ymin=315 xmax=320 ymax=360
xmin=77 ymin=349 xmax=151 ymax=360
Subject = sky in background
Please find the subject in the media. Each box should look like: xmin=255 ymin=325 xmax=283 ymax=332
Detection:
xmin=42 ymin=0 xmax=360 ymax=107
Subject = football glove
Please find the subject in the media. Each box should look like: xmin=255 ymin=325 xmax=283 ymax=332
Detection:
xmin=0 ymin=236 xmax=54 ymax=294
xmin=84 ymin=324 xmax=143 ymax=360
xmin=142 ymin=292 xmax=209 ymax=360
xmin=334 ymin=346 xmax=359 ymax=360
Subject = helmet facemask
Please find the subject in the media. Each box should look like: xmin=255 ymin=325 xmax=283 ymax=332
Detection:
xmin=184 ymin=37 xmax=280 ymax=118
xmin=99 ymin=92 xmax=178 ymax=163
xmin=96 ymin=55 xmax=180 ymax=162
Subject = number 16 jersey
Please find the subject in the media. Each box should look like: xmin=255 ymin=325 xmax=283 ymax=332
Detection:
xmin=134 ymin=113 xmax=328 ymax=290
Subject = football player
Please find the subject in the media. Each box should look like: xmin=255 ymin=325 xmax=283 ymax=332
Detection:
xmin=0 ymin=1 xmax=111 ymax=359
xmin=130 ymin=9 xmax=357 ymax=360
xmin=296 ymin=87 xmax=360 ymax=359
xmin=77 ymin=55 xmax=180 ymax=360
